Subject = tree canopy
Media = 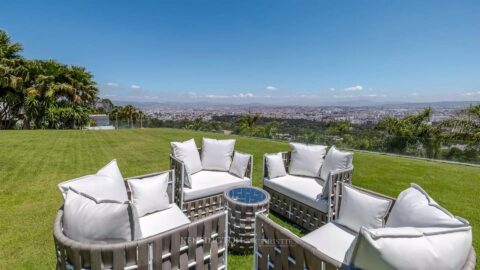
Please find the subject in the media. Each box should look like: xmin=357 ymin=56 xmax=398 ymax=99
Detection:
xmin=0 ymin=30 xmax=98 ymax=129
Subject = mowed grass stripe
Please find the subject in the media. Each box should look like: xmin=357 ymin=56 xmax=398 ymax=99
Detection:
xmin=0 ymin=129 xmax=479 ymax=269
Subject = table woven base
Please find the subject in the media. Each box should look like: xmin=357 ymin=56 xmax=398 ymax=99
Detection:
xmin=225 ymin=187 xmax=270 ymax=254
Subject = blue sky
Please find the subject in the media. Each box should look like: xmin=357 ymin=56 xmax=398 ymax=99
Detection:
xmin=1 ymin=0 xmax=479 ymax=105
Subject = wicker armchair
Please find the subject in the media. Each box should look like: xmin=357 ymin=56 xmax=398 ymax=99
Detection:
xmin=54 ymin=170 xmax=228 ymax=270
xmin=254 ymin=183 xmax=476 ymax=270
xmin=170 ymin=149 xmax=253 ymax=221
xmin=262 ymin=151 xmax=353 ymax=231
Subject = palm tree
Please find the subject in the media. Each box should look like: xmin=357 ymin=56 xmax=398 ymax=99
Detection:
xmin=237 ymin=114 xmax=260 ymax=135
xmin=376 ymin=107 xmax=441 ymax=157
xmin=441 ymin=105 xmax=480 ymax=144
xmin=0 ymin=30 xmax=28 ymax=129
xmin=1 ymin=30 xmax=98 ymax=129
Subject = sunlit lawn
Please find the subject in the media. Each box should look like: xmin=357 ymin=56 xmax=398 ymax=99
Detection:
xmin=1 ymin=129 xmax=479 ymax=269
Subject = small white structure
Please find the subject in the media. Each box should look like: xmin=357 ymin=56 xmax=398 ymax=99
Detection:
xmin=87 ymin=114 xmax=115 ymax=130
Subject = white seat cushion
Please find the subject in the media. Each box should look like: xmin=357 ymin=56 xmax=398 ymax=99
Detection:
xmin=183 ymin=171 xmax=250 ymax=201
xmin=386 ymin=183 xmax=466 ymax=228
xmin=264 ymin=174 xmax=328 ymax=212
xmin=302 ymin=222 xmax=357 ymax=264
xmin=201 ymin=138 xmax=235 ymax=171
xmin=289 ymin=143 xmax=327 ymax=177
xmin=351 ymin=226 xmax=472 ymax=270
xmin=139 ymin=204 xmax=191 ymax=238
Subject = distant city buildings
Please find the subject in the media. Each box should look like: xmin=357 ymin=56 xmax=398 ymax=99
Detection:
xmin=141 ymin=104 xmax=465 ymax=125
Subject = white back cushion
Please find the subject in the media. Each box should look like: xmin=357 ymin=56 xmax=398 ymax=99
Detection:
xmin=336 ymin=185 xmax=392 ymax=233
xmin=58 ymin=160 xmax=128 ymax=201
xmin=229 ymin=152 xmax=251 ymax=178
xmin=201 ymin=138 xmax=235 ymax=171
xmin=386 ymin=183 xmax=465 ymax=228
xmin=63 ymin=188 xmax=141 ymax=244
xmin=351 ymin=226 xmax=472 ymax=270
xmin=97 ymin=159 xmax=124 ymax=182
xmin=265 ymin=153 xmax=287 ymax=179
xmin=171 ymin=139 xmax=202 ymax=187
xmin=320 ymin=146 xmax=353 ymax=181
xmin=127 ymin=173 xmax=170 ymax=217
xmin=289 ymin=143 xmax=327 ymax=177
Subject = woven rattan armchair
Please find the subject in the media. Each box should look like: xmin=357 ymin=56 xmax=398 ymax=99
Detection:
xmin=254 ymin=183 xmax=476 ymax=270
xmin=262 ymin=151 xmax=353 ymax=231
xmin=53 ymin=170 xmax=229 ymax=270
xmin=170 ymin=149 xmax=253 ymax=221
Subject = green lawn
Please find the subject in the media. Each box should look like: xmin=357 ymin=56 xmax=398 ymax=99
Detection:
xmin=1 ymin=129 xmax=479 ymax=269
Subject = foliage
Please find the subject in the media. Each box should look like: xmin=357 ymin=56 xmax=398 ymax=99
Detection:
xmin=0 ymin=30 xmax=98 ymax=129
xmin=109 ymin=105 xmax=145 ymax=128
xmin=441 ymin=105 xmax=480 ymax=144
xmin=375 ymin=108 xmax=442 ymax=158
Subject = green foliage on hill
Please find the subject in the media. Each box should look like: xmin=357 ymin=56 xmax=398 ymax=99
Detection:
xmin=0 ymin=30 xmax=98 ymax=129
xmin=0 ymin=129 xmax=479 ymax=269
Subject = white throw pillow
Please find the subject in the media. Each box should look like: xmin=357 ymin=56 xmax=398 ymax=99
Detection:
xmin=351 ymin=225 xmax=472 ymax=270
xmin=288 ymin=143 xmax=327 ymax=177
xmin=171 ymin=139 xmax=202 ymax=187
xmin=336 ymin=185 xmax=392 ymax=233
xmin=265 ymin=153 xmax=287 ymax=179
xmin=386 ymin=183 xmax=466 ymax=228
xmin=201 ymin=138 xmax=235 ymax=171
xmin=97 ymin=159 xmax=124 ymax=183
xmin=320 ymin=146 xmax=353 ymax=181
xmin=63 ymin=188 xmax=141 ymax=244
xmin=229 ymin=152 xmax=251 ymax=178
xmin=58 ymin=160 xmax=128 ymax=202
xmin=127 ymin=173 xmax=171 ymax=217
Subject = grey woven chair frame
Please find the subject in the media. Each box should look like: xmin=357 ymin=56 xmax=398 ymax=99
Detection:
xmin=53 ymin=170 xmax=229 ymax=270
xmin=170 ymin=148 xmax=253 ymax=221
xmin=254 ymin=183 xmax=476 ymax=270
xmin=262 ymin=151 xmax=353 ymax=232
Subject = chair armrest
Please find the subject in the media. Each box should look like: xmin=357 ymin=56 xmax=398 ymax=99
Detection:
xmin=254 ymin=214 xmax=342 ymax=269
xmin=324 ymin=166 xmax=354 ymax=221
xmin=329 ymin=166 xmax=354 ymax=185
xmin=170 ymin=155 xmax=187 ymax=208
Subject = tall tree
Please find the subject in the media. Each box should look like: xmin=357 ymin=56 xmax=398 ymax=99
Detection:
xmin=0 ymin=30 xmax=28 ymax=129
xmin=376 ymin=107 xmax=441 ymax=158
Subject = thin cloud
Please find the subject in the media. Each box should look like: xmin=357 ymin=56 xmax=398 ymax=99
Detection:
xmin=106 ymin=82 xmax=119 ymax=87
xmin=462 ymin=91 xmax=480 ymax=96
xmin=333 ymin=95 xmax=354 ymax=99
xmin=265 ymin=86 xmax=277 ymax=91
xmin=329 ymin=88 xmax=336 ymax=92
xmin=344 ymin=85 xmax=363 ymax=92
xmin=131 ymin=85 xmax=141 ymax=89
xmin=235 ymin=93 xmax=255 ymax=98
xmin=205 ymin=93 xmax=255 ymax=99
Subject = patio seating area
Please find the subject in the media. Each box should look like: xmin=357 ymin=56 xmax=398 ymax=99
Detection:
xmin=53 ymin=137 xmax=476 ymax=270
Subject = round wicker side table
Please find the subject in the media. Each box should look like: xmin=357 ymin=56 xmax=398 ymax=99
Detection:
xmin=224 ymin=186 xmax=270 ymax=254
